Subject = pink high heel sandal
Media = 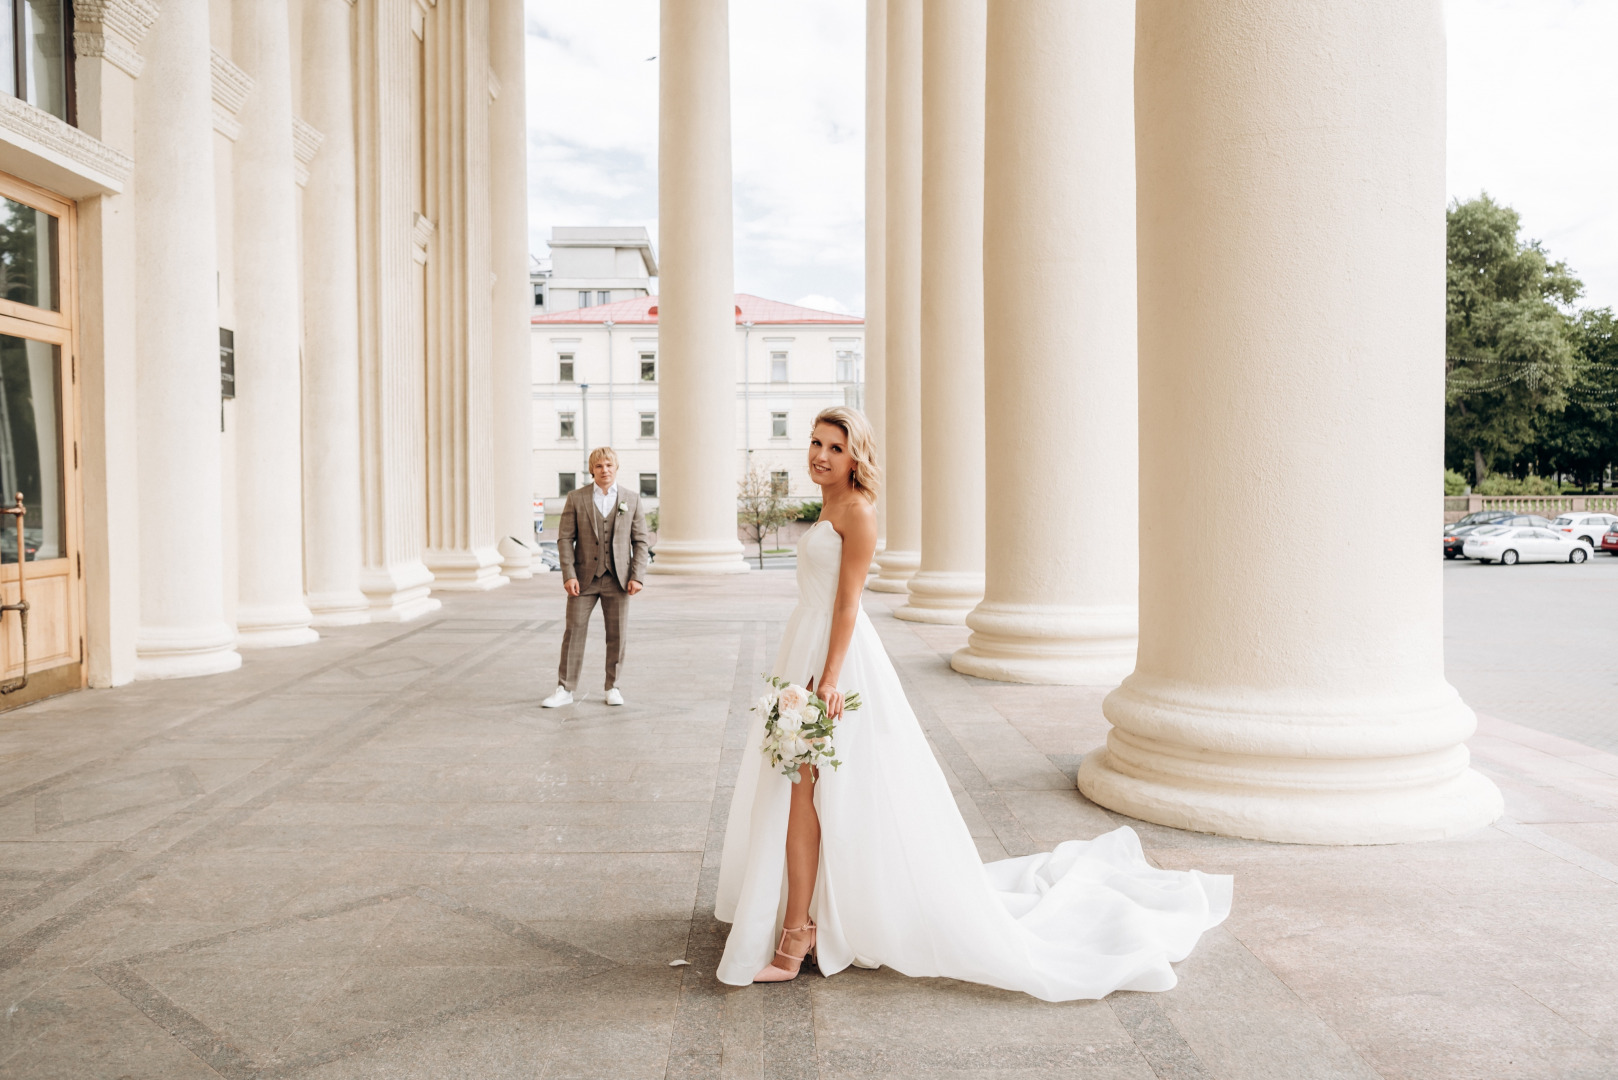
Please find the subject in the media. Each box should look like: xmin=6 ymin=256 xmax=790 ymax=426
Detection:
xmin=753 ymin=920 xmax=817 ymax=983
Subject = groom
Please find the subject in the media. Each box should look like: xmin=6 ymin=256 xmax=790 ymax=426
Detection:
xmin=541 ymin=447 xmax=650 ymax=708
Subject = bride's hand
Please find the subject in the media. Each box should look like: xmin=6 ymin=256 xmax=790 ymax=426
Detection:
xmin=819 ymin=684 xmax=845 ymax=721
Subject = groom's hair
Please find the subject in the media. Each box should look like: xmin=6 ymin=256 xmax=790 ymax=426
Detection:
xmin=588 ymin=446 xmax=619 ymax=468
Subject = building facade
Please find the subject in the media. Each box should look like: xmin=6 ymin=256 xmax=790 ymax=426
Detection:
xmin=0 ymin=0 xmax=534 ymax=704
xmin=531 ymin=292 xmax=863 ymax=507
xmin=532 ymin=225 xmax=657 ymax=317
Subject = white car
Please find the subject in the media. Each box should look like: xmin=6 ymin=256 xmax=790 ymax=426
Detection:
xmin=1549 ymin=512 xmax=1618 ymax=548
xmin=1462 ymin=525 xmax=1593 ymax=565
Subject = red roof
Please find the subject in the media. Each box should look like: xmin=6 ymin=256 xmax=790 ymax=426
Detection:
xmin=531 ymin=292 xmax=862 ymax=326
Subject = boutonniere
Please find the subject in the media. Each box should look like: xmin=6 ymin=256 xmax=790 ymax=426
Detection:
xmin=618 ymin=501 xmax=628 ymax=514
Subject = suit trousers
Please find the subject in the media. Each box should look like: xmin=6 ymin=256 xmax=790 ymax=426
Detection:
xmin=558 ymin=571 xmax=629 ymax=692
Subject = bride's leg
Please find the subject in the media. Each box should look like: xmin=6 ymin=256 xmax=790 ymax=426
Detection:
xmin=783 ymin=764 xmax=820 ymax=927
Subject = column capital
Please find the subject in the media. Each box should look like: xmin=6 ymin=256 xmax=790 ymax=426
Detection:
xmin=292 ymin=115 xmax=324 ymax=186
xmin=210 ymin=48 xmax=254 ymax=141
xmin=73 ymin=0 xmax=160 ymax=78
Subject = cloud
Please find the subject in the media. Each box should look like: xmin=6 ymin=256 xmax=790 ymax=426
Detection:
xmin=1446 ymin=0 xmax=1618 ymax=310
xmin=525 ymin=0 xmax=867 ymax=314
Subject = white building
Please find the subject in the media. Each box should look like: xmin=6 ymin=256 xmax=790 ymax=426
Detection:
xmin=531 ymin=292 xmax=863 ymax=506
xmin=531 ymin=226 xmax=657 ymax=317
xmin=0 ymin=0 xmax=534 ymax=705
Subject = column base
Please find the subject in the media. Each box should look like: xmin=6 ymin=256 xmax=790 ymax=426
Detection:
xmin=425 ymin=546 xmax=510 ymax=591
xmin=361 ymin=561 xmax=443 ymax=622
xmin=869 ymin=548 xmax=918 ymax=593
xmin=1079 ymin=677 xmax=1505 ymax=844
xmin=134 ymin=623 xmax=243 ymax=681
xmin=236 ymin=602 xmax=320 ymax=649
xmin=498 ymin=535 xmax=534 ymax=580
xmin=647 ymin=538 xmax=750 ymax=575
xmin=307 ymin=589 xmax=373 ymax=627
xmin=950 ymin=601 xmax=1136 ymax=685
xmin=894 ymin=570 xmax=983 ymax=624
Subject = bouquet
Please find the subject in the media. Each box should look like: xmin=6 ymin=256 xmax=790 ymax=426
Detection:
xmin=755 ymin=675 xmax=861 ymax=782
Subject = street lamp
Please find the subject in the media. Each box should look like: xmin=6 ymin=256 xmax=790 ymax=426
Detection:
xmin=603 ymin=317 xmax=615 ymax=449
xmin=741 ymin=319 xmax=754 ymax=464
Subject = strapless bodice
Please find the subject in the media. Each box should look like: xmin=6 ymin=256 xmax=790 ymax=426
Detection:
xmin=795 ymin=520 xmax=843 ymax=613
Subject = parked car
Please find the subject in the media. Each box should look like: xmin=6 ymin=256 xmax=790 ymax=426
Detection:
xmin=1462 ymin=526 xmax=1593 ymax=565
xmin=1602 ymin=527 xmax=1618 ymax=556
xmin=1549 ymin=513 xmax=1618 ymax=548
xmin=1443 ymin=513 xmax=1551 ymax=559
xmin=538 ymin=540 xmax=560 ymax=572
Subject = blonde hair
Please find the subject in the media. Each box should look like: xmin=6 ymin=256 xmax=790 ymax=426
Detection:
xmin=587 ymin=446 xmax=618 ymax=468
xmin=812 ymin=406 xmax=881 ymax=503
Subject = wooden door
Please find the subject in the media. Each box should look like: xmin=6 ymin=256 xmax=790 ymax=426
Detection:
xmin=0 ymin=173 xmax=84 ymax=709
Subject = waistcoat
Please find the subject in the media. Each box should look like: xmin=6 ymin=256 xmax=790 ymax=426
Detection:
xmin=595 ymin=500 xmax=618 ymax=579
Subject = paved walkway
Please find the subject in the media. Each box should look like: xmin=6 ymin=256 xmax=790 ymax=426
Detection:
xmin=1 ymin=572 xmax=1616 ymax=1079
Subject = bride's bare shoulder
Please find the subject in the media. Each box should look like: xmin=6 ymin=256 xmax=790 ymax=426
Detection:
xmin=828 ymin=500 xmax=877 ymax=549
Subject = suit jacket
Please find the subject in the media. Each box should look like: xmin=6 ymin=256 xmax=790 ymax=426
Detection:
xmin=557 ymin=484 xmax=651 ymax=589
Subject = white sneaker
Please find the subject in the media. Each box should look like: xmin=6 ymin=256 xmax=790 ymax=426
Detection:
xmin=604 ymin=688 xmax=624 ymax=706
xmin=541 ymin=686 xmax=574 ymax=708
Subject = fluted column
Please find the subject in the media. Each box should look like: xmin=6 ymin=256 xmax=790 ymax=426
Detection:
xmin=133 ymin=0 xmax=241 ymax=678
xmin=1077 ymin=0 xmax=1503 ymax=843
xmin=870 ymin=0 xmax=921 ymax=593
xmin=233 ymin=0 xmax=319 ymax=648
xmin=354 ymin=0 xmax=440 ymax=620
xmin=864 ymin=0 xmax=887 ymax=554
xmin=490 ymin=0 xmax=534 ymax=580
xmin=300 ymin=0 xmax=370 ymax=626
xmin=650 ymin=0 xmax=747 ymax=574
xmin=951 ymin=0 xmax=1138 ymax=682
xmin=895 ymin=0 xmax=985 ymax=624
xmin=423 ymin=0 xmax=506 ymax=590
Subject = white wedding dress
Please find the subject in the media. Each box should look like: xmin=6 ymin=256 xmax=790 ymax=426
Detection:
xmin=714 ymin=520 xmax=1233 ymax=1001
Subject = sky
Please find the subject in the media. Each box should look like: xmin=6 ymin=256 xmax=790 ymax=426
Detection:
xmin=524 ymin=0 xmax=1618 ymax=316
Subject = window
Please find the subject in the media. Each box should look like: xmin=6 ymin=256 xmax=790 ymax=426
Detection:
xmin=558 ymin=353 xmax=574 ymax=383
xmin=771 ymin=471 xmax=789 ymax=497
xmin=597 ymin=290 xmax=611 ymax=306
xmin=558 ymin=472 xmax=576 ymax=493
xmin=0 ymin=195 xmax=58 ymax=311
xmin=639 ymin=473 xmax=658 ymax=498
xmin=639 ymin=353 xmax=656 ymax=381
xmin=0 ymin=335 xmax=63 ymax=561
xmin=770 ymin=351 xmax=788 ymax=383
xmin=558 ymin=412 xmax=575 ymax=439
xmin=771 ymin=411 xmax=788 ymax=439
xmin=836 ymin=349 xmax=857 ymax=383
xmin=639 ymin=412 xmax=656 ymax=438
xmin=578 ymin=290 xmax=591 ymax=308
xmin=533 ymin=285 xmax=545 ymax=307
xmin=2 ymin=1 xmax=72 ymax=124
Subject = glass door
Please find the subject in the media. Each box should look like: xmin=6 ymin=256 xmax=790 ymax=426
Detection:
xmin=0 ymin=170 xmax=80 ymax=708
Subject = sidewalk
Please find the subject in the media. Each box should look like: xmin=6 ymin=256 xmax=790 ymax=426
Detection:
xmin=0 ymin=573 xmax=1613 ymax=1078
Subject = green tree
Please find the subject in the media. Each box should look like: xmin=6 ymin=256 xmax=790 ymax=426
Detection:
xmin=1533 ymin=308 xmax=1618 ymax=490
xmin=1444 ymin=194 xmax=1582 ymax=484
xmin=737 ymin=467 xmax=797 ymax=570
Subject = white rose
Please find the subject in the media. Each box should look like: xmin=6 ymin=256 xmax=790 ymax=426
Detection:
xmin=776 ymin=709 xmax=803 ymax=735
xmin=755 ymin=694 xmax=777 ymax=716
xmin=778 ymin=685 xmax=810 ymax=713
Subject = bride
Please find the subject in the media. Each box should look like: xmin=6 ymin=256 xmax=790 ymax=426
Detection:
xmin=714 ymin=406 xmax=1232 ymax=1001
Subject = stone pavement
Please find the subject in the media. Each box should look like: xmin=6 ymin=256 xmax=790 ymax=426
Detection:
xmin=1 ymin=570 xmax=1615 ymax=1079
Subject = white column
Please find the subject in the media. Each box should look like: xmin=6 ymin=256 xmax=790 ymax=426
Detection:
xmin=650 ymin=0 xmax=747 ymax=574
xmin=232 ymin=0 xmax=319 ymax=648
xmin=423 ymin=0 xmax=506 ymax=590
xmin=950 ymin=0 xmax=1138 ymax=683
xmin=132 ymin=0 xmax=241 ymax=678
xmin=75 ymin=2 xmax=155 ymax=686
xmin=299 ymin=0 xmax=370 ymax=626
xmin=1077 ymin=0 xmax=1503 ymax=843
xmin=895 ymin=0 xmax=985 ymax=624
xmin=490 ymin=0 xmax=534 ymax=580
xmin=354 ymin=0 xmax=440 ymax=620
xmin=864 ymin=0 xmax=887 ymax=553
xmin=870 ymin=0 xmax=921 ymax=593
